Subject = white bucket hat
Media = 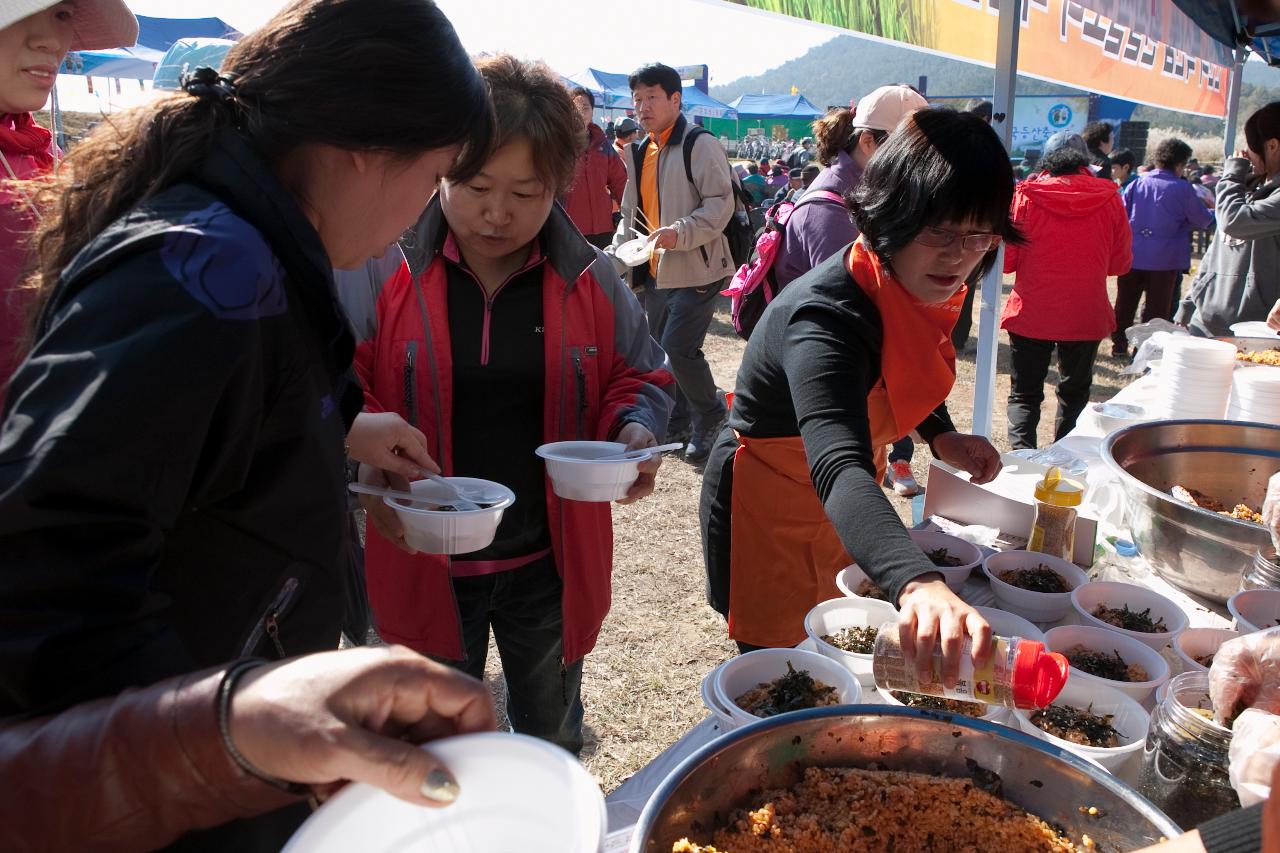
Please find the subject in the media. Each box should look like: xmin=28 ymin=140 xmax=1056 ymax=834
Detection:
xmin=0 ymin=0 xmax=138 ymax=51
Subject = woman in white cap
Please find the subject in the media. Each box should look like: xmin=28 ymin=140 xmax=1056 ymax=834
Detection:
xmin=0 ymin=0 xmax=137 ymax=405
xmin=772 ymin=84 xmax=930 ymax=497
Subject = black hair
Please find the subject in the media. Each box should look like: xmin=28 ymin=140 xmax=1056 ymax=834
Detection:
xmin=1245 ymin=102 xmax=1280 ymax=161
xmin=1082 ymin=121 xmax=1113 ymax=149
xmin=569 ymin=86 xmax=595 ymax=108
xmin=1152 ymin=137 xmax=1193 ymax=171
xmin=747 ymin=162 xmax=760 ymax=175
xmin=850 ymin=107 xmax=1024 ymax=279
xmin=628 ymin=63 xmax=681 ymax=98
xmin=1039 ymin=147 xmax=1089 ymax=177
xmin=1202 ymin=164 xmax=1216 ymax=175
xmin=1110 ymin=148 xmax=1137 ymax=170
xmin=966 ymin=99 xmax=993 ymax=122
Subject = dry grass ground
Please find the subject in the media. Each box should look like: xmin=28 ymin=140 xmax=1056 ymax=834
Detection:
xmin=496 ymin=273 xmax=1175 ymax=792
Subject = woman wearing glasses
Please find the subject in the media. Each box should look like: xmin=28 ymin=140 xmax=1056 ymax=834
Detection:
xmin=700 ymin=109 xmax=1017 ymax=684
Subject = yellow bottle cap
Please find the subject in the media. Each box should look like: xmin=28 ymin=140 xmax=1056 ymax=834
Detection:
xmin=1034 ymin=466 xmax=1084 ymax=507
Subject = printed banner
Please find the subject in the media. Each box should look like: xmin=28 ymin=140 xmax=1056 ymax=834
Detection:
xmin=722 ymin=0 xmax=1233 ymax=117
xmin=932 ymin=94 xmax=1090 ymax=158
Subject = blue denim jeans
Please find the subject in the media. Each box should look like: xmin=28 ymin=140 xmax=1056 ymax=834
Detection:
xmin=446 ymin=556 xmax=585 ymax=755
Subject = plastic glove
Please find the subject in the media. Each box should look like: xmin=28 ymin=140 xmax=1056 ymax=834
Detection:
xmin=1227 ymin=708 xmax=1280 ymax=808
xmin=1210 ymin=627 xmax=1280 ymax=725
xmin=1264 ymin=471 xmax=1280 ymax=553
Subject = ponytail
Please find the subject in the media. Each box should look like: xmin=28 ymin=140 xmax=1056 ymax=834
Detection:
xmin=812 ymin=107 xmax=857 ymax=167
xmin=22 ymin=0 xmax=492 ymax=335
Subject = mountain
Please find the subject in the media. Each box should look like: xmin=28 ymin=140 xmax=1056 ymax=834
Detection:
xmin=713 ymin=34 xmax=1280 ymax=141
xmin=710 ymin=35 xmax=1085 ymax=109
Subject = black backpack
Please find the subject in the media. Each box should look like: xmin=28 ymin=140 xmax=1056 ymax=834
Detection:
xmin=632 ymin=126 xmax=755 ymax=269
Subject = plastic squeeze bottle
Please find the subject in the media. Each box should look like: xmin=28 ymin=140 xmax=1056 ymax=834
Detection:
xmin=872 ymin=623 xmax=1069 ymax=710
xmin=1028 ymin=466 xmax=1084 ymax=561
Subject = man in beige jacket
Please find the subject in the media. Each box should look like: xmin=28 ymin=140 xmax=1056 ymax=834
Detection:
xmin=612 ymin=62 xmax=734 ymax=462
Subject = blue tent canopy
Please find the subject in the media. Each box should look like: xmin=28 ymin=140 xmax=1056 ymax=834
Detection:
xmin=152 ymin=38 xmax=238 ymax=90
xmin=1172 ymin=1 xmax=1280 ymax=65
xmin=681 ymin=86 xmax=737 ymax=120
xmin=569 ymin=69 xmax=633 ymax=108
xmin=61 ymin=15 xmax=241 ymax=81
xmin=727 ymin=93 xmax=823 ymax=120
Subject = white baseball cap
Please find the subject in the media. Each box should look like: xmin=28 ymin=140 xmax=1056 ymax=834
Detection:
xmin=0 ymin=0 xmax=138 ymax=51
xmin=853 ymin=85 xmax=929 ymax=134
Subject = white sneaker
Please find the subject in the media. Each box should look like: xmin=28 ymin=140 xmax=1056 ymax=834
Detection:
xmin=885 ymin=460 xmax=919 ymax=497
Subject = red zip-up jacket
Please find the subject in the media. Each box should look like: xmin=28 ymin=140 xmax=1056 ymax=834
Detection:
xmin=1001 ymin=168 xmax=1133 ymax=342
xmin=355 ymin=200 xmax=673 ymax=663
xmin=561 ymin=123 xmax=627 ymax=237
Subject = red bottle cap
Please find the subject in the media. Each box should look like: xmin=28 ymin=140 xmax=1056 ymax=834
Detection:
xmin=1011 ymin=639 xmax=1070 ymax=710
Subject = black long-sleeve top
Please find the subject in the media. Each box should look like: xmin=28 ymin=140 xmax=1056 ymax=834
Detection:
xmin=726 ymin=248 xmax=958 ymax=606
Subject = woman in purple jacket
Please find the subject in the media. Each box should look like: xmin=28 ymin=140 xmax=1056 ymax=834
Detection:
xmin=1112 ymin=138 xmax=1214 ymax=357
xmin=772 ymin=85 xmax=928 ymax=496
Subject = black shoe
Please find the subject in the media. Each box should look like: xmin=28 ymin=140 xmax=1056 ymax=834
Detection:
xmin=667 ymin=422 xmax=693 ymax=445
xmin=684 ymin=425 xmax=721 ymax=463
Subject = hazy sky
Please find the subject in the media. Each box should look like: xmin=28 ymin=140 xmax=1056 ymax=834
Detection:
xmin=51 ymin=0 xmax=836 ymax=113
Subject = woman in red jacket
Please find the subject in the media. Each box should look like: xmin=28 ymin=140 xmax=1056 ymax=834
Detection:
xmin=562 ymin=86 xmax=627 ymax=248
xmin=1001 ymin=132 xmax=1132 ymax=449
xmin=0 ymin=0 xmax=136 ymax=405
xmin=357 ymin=55 xmax=673 ymax=755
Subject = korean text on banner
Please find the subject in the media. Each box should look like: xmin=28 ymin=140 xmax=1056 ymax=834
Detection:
xmin=726 ymin=0 xmax=1232 ymax=118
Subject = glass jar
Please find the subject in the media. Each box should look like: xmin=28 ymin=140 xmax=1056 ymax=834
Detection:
xmin=1137 ymin=671 xmax=1239 ymax=830
xmin=1241 ymin=548 xmax=1280 ymax=592
xmin=1028 ymin=466 xmax=1084 ymax=561
xmin=872 ymin=624 xmax=1068 ymax=710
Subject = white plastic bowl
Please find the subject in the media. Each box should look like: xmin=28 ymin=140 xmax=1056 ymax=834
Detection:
xmin=1013 ymin=678 xmax=1150 ymax=773
xmin=1173 ymin=627 xmax=1242 ymax=673
xmin=700 ymin=664 xmax=739 ymax=730
xmin=713 ymin=648 xmax=862 ymax=727
xmin=282 ymin=732 xmax=605 ymax=853
xmin=1091 ymin=402 xmax=1148 ymax=435
xmin=972 ymin=606 xmax=1045 ymax=644
xmin=388 ymin=478 xmax=515 ymax=555
xmin=804 ymin=597 xmax=899 ymax=686
xmin=1071 ymin=581 xmax=1188 ymax=651
xmin=535 ymin=441 xmax=640 ymax=502
xmin=1044 ymin=624 xmax=1170 ymax=704
xmin=982 ymin=551 xmax=1089 ymax=622
xmin=1227 ymin=588 xmax=1280 ymax=634
xmin=908 ymin=529 xmax=983 ymax=592
xmin=835 ymin=564 xmax=889 ymax=602
xmin=877 ymin=684 xmax=1008 ymax=724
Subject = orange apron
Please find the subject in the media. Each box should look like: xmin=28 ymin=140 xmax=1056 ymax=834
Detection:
xmin=727 ymin=241 xmax=964 ymax=647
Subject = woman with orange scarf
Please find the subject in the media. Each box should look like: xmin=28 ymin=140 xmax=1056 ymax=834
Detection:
xmin=701 ymin=108 xmax=1018 ymax=682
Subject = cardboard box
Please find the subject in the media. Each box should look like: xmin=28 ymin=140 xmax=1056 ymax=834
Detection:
xmin=922 ymin=455 xmax=1098 ymax=567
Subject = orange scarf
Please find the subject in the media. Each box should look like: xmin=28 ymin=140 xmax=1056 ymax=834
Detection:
xmin=846 ymin=240 xmax=962 ymax=475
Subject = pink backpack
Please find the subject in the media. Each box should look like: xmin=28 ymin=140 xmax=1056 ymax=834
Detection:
xmin=721 ymin=189 xmax=844 ymax=340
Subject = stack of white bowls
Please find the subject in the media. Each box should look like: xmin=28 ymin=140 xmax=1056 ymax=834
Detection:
xmin=1154 ymin=337 xmax=1236 ymax=419
xmin=1229 ymin=366 xmax=1280 ymax=424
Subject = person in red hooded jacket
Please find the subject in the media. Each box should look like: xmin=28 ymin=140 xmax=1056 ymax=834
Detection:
xmin=1001 ymin=132 xmax=1132 ymax=449
xmin=562 ymin=86 xmax=626 ymax=248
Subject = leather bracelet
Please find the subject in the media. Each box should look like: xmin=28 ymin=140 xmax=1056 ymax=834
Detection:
xmin=216 ymin=658 xmax=312 ymax=796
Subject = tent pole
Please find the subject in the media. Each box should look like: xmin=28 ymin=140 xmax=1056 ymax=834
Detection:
xmin=1223 ymin=49 xmax=1246 ymax=160
xmin=971 ymin=0 xmax=1021 ymax=439
xmin=49 ymin=83 xmax=64 ymax=163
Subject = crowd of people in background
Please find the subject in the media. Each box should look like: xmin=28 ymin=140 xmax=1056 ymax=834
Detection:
xmin=5 ymin=0 xmax=1280 ymax=849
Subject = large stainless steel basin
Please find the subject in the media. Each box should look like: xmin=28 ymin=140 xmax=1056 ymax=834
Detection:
xmin=1103 ymin=420 xmax=1280 ymax=602
xmin=630 ymin=707 xmax=1179 ymax=852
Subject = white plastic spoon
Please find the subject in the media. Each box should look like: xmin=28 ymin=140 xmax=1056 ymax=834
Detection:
xmin=596 ymin=442 xmax=686 ymax=462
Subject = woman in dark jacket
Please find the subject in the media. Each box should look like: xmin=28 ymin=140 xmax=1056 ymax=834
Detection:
xmin=0 ymin=1 xmax=492 ymax=849
xmin=701 ymin=109 xmax=1016 ymax=681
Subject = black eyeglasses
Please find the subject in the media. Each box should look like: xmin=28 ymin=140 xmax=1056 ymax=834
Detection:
xmin=913 ymin=226 xmax=1003 ymax=252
